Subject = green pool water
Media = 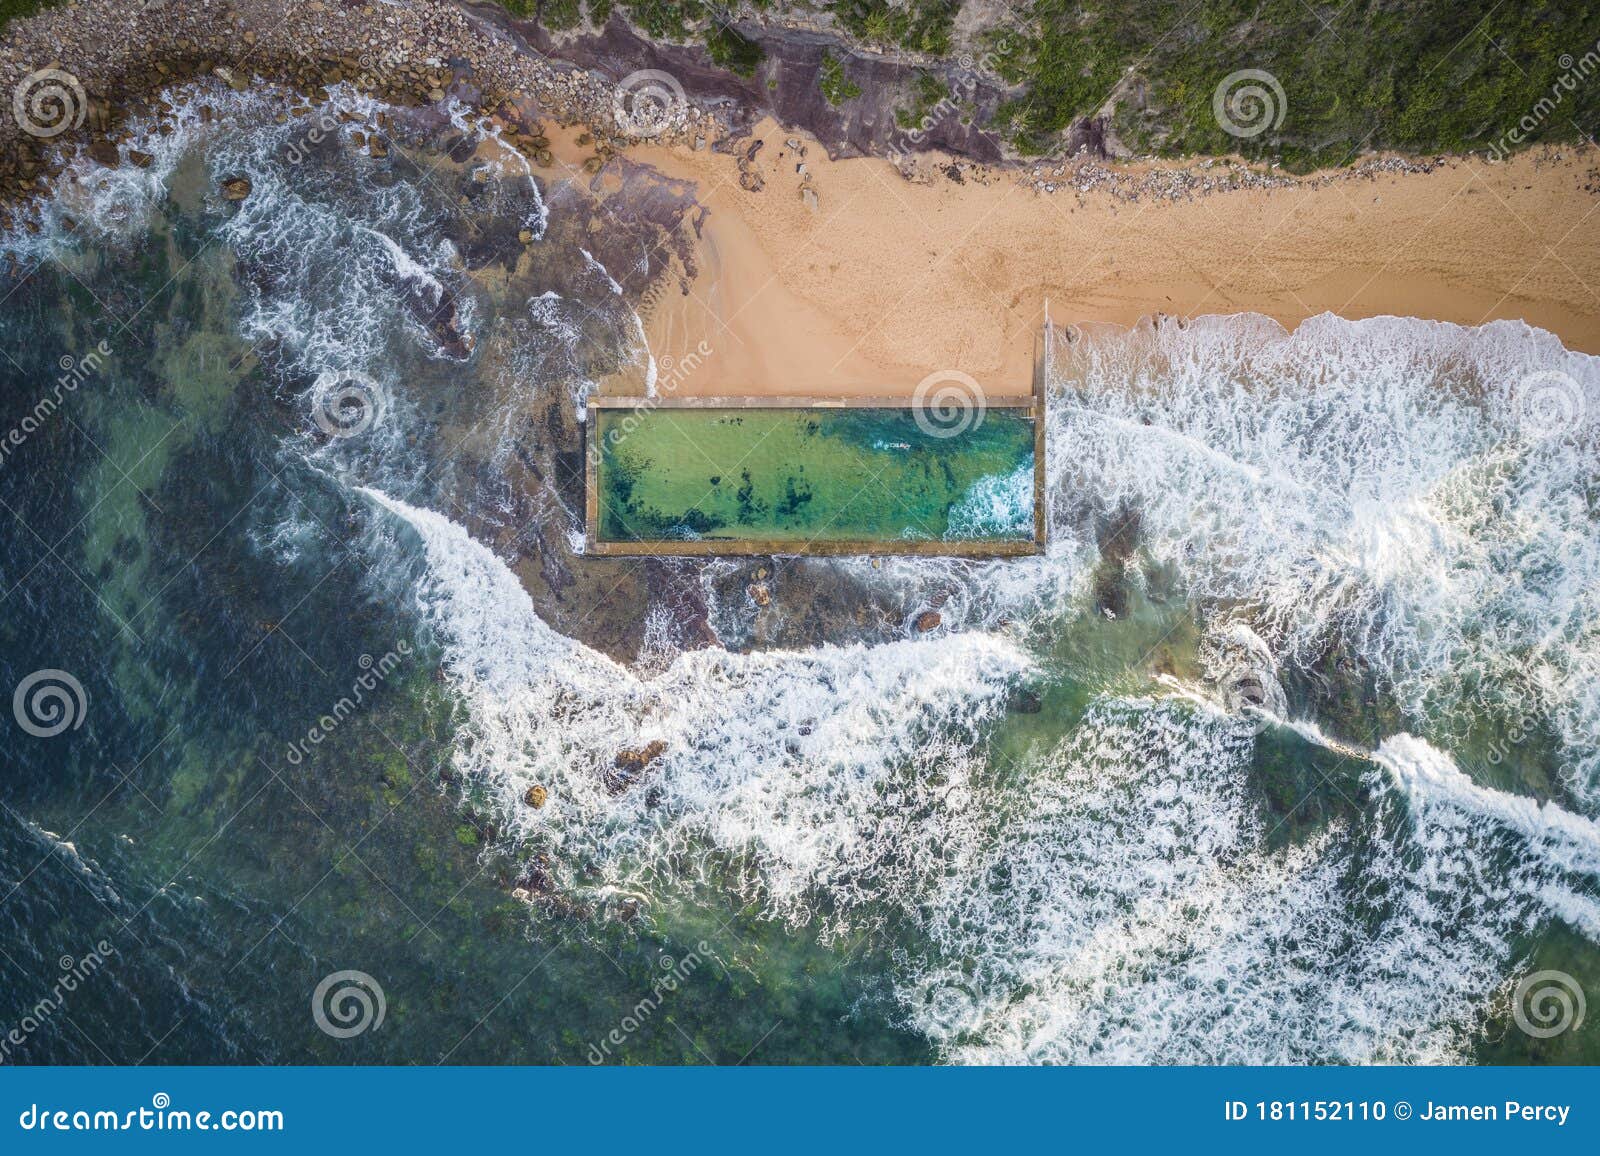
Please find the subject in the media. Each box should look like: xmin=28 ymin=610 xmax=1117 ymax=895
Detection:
xmin=592 ymin=406 xmax=1038 ymax=547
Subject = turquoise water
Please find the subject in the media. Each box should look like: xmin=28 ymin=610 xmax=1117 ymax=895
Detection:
xmin=1 ymin=84 xmax=1598 ymax=1065
xmin=594 ymin=406 xmax=1036 ymax=545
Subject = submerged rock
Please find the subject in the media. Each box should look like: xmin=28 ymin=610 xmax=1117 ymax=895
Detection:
xmin=1007 ymin=687 xmax=1043 ymax=714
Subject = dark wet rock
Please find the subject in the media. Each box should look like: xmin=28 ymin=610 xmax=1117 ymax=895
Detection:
xmin=1007 ymin=687 xmax=1043 ymax=714
xmin=1092 ymin=504 xmax=1141 ymax=618
xmin=614 ymin=739 xmax=667 ymax=771
xmin=220 ymin=175 xmax=253 ymax=200
xmin=499 ymin=13 xmax=1067 ymax=167
xmin=914 ymin=610 xmax=943 ymax=632
xmin=87 ymin=138 xmax=122 ymax=167
xmin=1097 ymin=505 xmax=1142 ymax=563
xmin=607 ymin=739 xmax=667 ymax=794
xmin=511 ymin=853 xmax=558 ymax=898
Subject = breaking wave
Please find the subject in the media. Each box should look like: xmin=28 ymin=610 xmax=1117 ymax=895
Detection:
xmin=356 ymin=311 xmax=1599 ymax=1063
xmin=21 ymin=81 xmax=1596 ymax=1062
xmin=1048 ymin=314 xmax=1600 ymax=809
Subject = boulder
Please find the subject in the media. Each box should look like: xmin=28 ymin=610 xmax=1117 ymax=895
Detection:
xmin=608 ymin=740 xmax=667 ymax=794
xmin=914 ymin=610 xmax=942 ymax=632
xmin=523 ymin=784 xmax=548 ymax=808
xmin=87 ymin=138 xmax=121 ymax=167
xmin=220 ymin=176 xmax=253 ymax=201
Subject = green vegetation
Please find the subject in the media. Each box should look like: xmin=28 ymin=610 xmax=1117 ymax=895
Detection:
xmin=706 ymin=23 xmax=765 ymax=77
xmin=819 ymin=50 xmax=862 ymax=106
xmin=489 ymin=1 xmax=1600 ymax=167
xmin=499 ymin=0 xmax=583 ymax=31
xmin=896 ymin=70 xmax=950 ymax=129
xmin=831 ymin=0 xmax=959 ymax=55
xmin=0 ymin=0 xmax=62 ymax=29
xmin=993 ymin=0 xmax=1600 ymax=168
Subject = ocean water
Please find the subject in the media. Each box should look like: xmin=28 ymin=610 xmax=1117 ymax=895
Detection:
xmin=1 ymin=82 xmax=1597 ymax=1065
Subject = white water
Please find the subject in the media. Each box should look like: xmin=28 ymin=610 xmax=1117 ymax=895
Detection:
xmin=1049 ymin=313 xmax=1600 ymax=808
xmin=27 ymin=88 xmax=1598 ymax=1061
xmin=355 ymin=311 xmax=1600 ymax=1063
xmin=363 ymin=487 xmax=1033 ymax=923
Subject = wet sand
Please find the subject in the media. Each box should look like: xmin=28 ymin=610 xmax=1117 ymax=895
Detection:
xmin=609 ymin=123 xmax=1599 ymax=397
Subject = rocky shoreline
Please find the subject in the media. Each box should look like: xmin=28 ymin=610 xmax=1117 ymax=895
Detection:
xmin=0 ymin=0 xmax=1475 ymax=241
xmin=0 ymin=0 xmax=714 ymax=236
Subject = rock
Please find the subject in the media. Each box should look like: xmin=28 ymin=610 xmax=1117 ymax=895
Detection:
xmin=523 ymin=784 xmax=548 ymax=808
xmin=127 ymin=150 xmax=154 ymax=169
xmin=608 ymin=740 xmax=667 ymax=793
xmin=615 ymin=740 xmax=666 ymax=771
xmin=748 ymin=582 xmax=771 ymax=607
xmin=87 ymin=139 xmax=121 ymax=167
xmin=517 ymin=228 xmax=533 ymax=244
xmin=1006 ymin=687 xmax=1043 ymax=714
xmin=220 ymin=176 xmax=253 ymax=201
xmin=914 ymin=610 xmax=942 ymax=632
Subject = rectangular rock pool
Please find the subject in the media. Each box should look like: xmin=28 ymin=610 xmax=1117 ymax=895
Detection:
xmin=586 ymin=396 xmax=1043 ymax=556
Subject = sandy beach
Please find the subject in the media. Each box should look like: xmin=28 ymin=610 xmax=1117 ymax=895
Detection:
xmin=607 ymin=125 xmax=1600 ymax=397
xmin=4 ymin=0 xmax=1596 ymax=402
